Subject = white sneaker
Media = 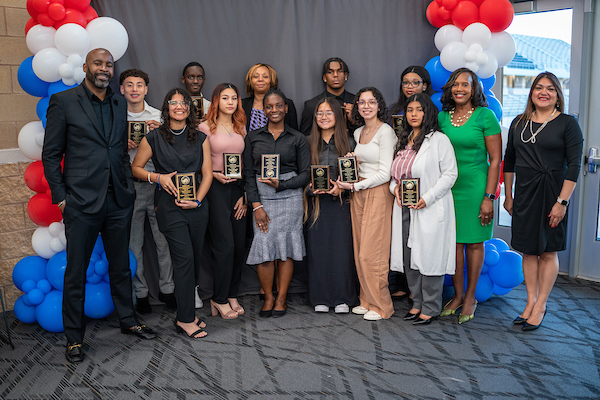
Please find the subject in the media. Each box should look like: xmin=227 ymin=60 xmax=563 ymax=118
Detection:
xmin=195 ymin=286 xmax=203 ymax=308
xmin=364 ymin=310 xmax=382 ymax=321
xmin=314 ymin=305 xmax=329 ymax=313
xmin=334 ymin=304 xmax=349 ymax=314
xmin=352 ymin=305 xmax=368 ymax=315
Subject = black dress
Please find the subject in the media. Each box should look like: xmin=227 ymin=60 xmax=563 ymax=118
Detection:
xmin=504 ymin=113 xmax=583 ymax=255
xmin=304 ymin=135 xmax=358 ymax=307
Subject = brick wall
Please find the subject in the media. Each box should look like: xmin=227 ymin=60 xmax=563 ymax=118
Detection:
xmin=0 ymin=0 xmax=39 ymax=310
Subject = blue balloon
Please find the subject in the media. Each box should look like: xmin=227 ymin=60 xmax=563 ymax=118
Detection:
xmin=464 ymin=272 xmax=494 ymax=303
xmin=93 ymin=235 xmax=104 ymax=254
xmin=36 ymin=97 xmax=50 ymax=125
xmin=486 ymin=238 xmax=510 ymax=253
xmin=12 ymin=256 xmax=48 ymax=291
xmin=36 ymin=290 xmax=64 ymax=333
xmin=17 ymin=56 xmax=50 ymax=97
xmin=493 ymin=284 xmax=512 ymax=296
xmin=425 ymin=56 xmax=452 ymax=92
xmin=95 ymin=259 xmax=109 ymax=276
xmin=484 ymin=249 xmax=500 ymax=266
xmin=431 ymin=91 xmax=442 ymax=112
xmin=27 ymin=288 xmax=44 ymax=305
xmin=46 ymin=251 xmax=67 ymax=291
xmin=481 ymin=262 xmax=489 ymax=274
xmin=37 ymin=279 xmax=52 ymax=294
xmin=443 ymin=274 xmax=454 ymax=286
xmin=22 ymin=279 xmax=36 ymax=293
xmin=129 ymin=250 xmax=137 ymax=277
xmin=47 ymin=81 xmax=77 ymax=97
xmin=84 ymin=282 xmax=115 ymax=319
xmin=481 ymin=74 xmax=496 ymax=92
xmin=488 ymin=250 xmax=524 ymax=289
xmin=87 ymin=273 xmax=103 ymax=284
xmin=487 ymin=95 xmax=503 ymax=121
xmin=14 ymin=296 xmax=37 ymax=324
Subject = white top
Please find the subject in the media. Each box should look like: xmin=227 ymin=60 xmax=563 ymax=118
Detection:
xmin=353 ymin=123 xmax=398 ymax=191
xmin=127 ymin=101 xmax=161 ymax=170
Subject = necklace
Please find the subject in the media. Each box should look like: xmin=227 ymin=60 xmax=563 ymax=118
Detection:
xmin=520 ymin=109 xmax=556 ymax=144
xmin=169 ymin=125 xmax=187 ymax=135
xmin=449 ymin=108 xmax=474 ymax=127
xmin=362 ymin=122 xmax=381 ymax=138
xmin=219 ymin=122 xmax=234 ymax=137
xmin=268 ymin=128 xmax=284 ymax=137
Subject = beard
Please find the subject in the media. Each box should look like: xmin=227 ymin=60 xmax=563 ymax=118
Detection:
xmin=86 ymin=71 xmax=111 ymax=89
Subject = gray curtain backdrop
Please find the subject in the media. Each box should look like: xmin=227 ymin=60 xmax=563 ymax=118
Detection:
xmin=91 ymin=0 xmax=438 ymax=300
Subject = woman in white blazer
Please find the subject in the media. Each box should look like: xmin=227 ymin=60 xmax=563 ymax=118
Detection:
xmin=390 ymin=93 xmax=458 ymax=325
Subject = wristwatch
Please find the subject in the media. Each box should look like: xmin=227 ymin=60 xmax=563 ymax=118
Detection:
xmin=195 ymin=200 xmax=202 ymax=208
xmin=484 ymin=193 xmax=496 ymax=200
xmin=557 ymin=197 xmax=569 ymax=206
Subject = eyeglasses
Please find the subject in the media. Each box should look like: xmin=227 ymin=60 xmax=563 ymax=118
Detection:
xmin=167 ymin=100 xmax=190 ymax=107
xmin=357 ymin=100 xmax=378 ymax=107
xmin=402 ymin=80 xmax=423 ymax=88
xmin=315 ymin=111 xmax=334 ymax=118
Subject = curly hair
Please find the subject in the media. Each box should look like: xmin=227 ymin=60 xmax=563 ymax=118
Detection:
xmin=518 ymin=71 xmax=565 ymax=123
xmin=244 ymin=63 xmax=278 ymax=97
xmin=440 ymin=68 xmax=487 ymax=111
xmin=205 ymin=83 xmax=246 ymax=136
xmin=321 ymin=57 xmax=349 ymax=77
xmin=389 ymin=66 xmax=433 ymax=117
xmin=351 ymin=87 xmax=388 ymax=125
xmin=396 ymin=93 xmax=440 ymax=153
xmin=158 ymin=88 xmax=199 ymax=144
xmin=119 ymin=68 xmax=149 ymax=85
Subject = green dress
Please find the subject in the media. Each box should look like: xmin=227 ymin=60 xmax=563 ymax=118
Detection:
xmin=438 ymin=107 xmax=501 ymax=243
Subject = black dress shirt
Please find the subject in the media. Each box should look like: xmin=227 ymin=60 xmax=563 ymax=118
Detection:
xmin=81 ymin=83 xmax=114 ymax=139
xmin=306 ymin=134 xmax=356 ymax=197
xmin=243 ymin=124 xmax=310 ymax=203
xmin=299 ymin=90 xmax=357 ymax=135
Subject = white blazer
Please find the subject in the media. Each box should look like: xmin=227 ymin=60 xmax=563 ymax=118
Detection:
xmin=390 ymin=130 xmax=458 ymax=276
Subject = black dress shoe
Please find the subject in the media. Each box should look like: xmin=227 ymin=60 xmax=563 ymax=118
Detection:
xmin=513 ymin=315 xmax=527 ymax=325
xmin=413 ymin=316 xmax=435 ymax=326
xmin=136 ymin=296 xmax=152 ymax=315
xmin=121 ymin=325 xmax=157 ymax=340
xmin=65 ymin=343 xmax=84 ymax=364
xmin=259 ymin=309 xmax=273 ymax=318
xmin=271 ymin=307 xmax=287 ymax=318
xmin=159 ymin=292 xmax=177 ymax=311
xmin=523 ymin=311 xmax=546 ymax=331
xmin=404 ymin=311 xmax=420 ymax=321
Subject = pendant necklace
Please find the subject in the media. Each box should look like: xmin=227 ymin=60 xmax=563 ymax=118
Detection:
xmin=520 ymin=109 xmax=556 ymax=144
xmin=219 ymin=122 xmax=233 ymax=137
xmin=449 ymin=108 xmax=474 ymax=127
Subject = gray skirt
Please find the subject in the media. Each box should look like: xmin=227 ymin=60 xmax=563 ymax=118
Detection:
xmin=246 ymin=172 xmax=305 ymax=264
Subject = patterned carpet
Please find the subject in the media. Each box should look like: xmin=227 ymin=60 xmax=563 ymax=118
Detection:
xmin=1 ymin=275 xmax=599 ymax=399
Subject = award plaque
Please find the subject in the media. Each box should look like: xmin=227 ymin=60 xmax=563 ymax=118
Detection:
xmin=191 ymin=96 xmax=204 ymax=119
xmin=223 ymin=153 xmax=242 ymax=178
xmin=391 ymin=115 xmax=403 ymax=137
xmin=311 ymin=165 xmax=330 ymax=191
xmin=261 ymin=154 xmax=280 ymax=179
xmin=338 ymin=156 xmax=358 ymax=183
xmin=175 ymin=173 xmax=197 ymax=201
xmin=128 ymin=121 xmax=146 ymax=145
xmin=400 ymin=178 xmax=420 ymax=206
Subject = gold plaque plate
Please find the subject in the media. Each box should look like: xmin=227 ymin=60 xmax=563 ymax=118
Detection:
xmin=391 ymin=115 xmax=403 ymax=137
xmin=191 ymin=96 xmax=204 ymax=120
xmin=175 ymin=172 xmax=197 ymax=201
xmin=223 ymin=153 xmax=242 ymax=178
xmin=261 ymin=154 xmax=280 ymax=180
xmin=311 ymin=165 xmax=330 ymax=191
xmin=128 ymin=121 xmax=146 ymax=145
xmin=338 ymin=156 xmax=358 ymax=183
xmin=401 ymin=178 xmax=420 ymax=206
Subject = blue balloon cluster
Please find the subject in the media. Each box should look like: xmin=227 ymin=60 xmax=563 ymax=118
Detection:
xmin=443 ymin=238 xmax=524 ymax=303
xmin=13 ymin=235 xmax=137 ymax=332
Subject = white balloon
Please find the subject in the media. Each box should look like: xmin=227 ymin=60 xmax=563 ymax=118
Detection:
xmin=73 ymin=68 xmax=86 ymax=83
xmin=464 ymin=50 xmax=477 ymax=63
xmin=18 ymin=121 xmax=44 ymax=161
xmin=58 ymin=63 xmax=74 ymax=78
xmin=476 ymin=52 xmax=489 ymax=65
xmin=476 ymin=51 xmax=499 ymax=79
xmin=440 ymin=41 xmax=469 ymax=72
xmin=434 ymin=25 xmax=463 ymax=52
xmin=50 ymin=237 xmax=65 ymax=253
xmin=487 ymin=31 xmax=517 ymax=68
xmin=48 ymin=221 xmax=63 ymax=237
xmin=67 ymin=54 xmax=83 ymax=68
xmin=62 ymin=77 xmax=77 ymax=86
xmin=32 ymin=47 xmax=67 ymax=83
xmin=59 ymin=230 xmax=67 ymax=246
xmin=32 ymin=227 xmax=56 ymax=259
xmin=26 ymin=25 xmax=56 ymax=54
xmin=465 ymin=62 xmax=480 ymax=73
xmin=469 ymin=43 xmax=483 ymax=53
xmin=86 ymin=17 xmax=129 ymax=61
xmin=35 ymin=132 xmax=45 ymax=147
xmin=55 ymin=24 xmax=90 ymax=56
xmin=462 ymin=22 xmax=492 ymax=48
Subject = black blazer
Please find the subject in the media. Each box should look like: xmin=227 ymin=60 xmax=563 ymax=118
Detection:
xmin=42 ymin=84 xmax=135 ymax=214
xmin=241 ymin=96 xmax=298 ymax=132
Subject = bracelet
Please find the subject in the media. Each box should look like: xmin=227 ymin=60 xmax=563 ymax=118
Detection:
xmin=351 ymin=183 xmax=355 ymax=192
xmin=253 ymin=205 xmax=263 ymax=212
xmin=195 ymin=199 xmax=202 ymax=208
xmin=157 ymin=173 xmax=161 ymax=190
xmin=58 ymin=199 xmax=66 ymax=208
xmin=147 ymin=173 xmax=153 ymax=184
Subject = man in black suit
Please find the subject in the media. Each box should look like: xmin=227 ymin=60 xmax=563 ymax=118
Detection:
xmin=42 ymin=48 xmax=157 ymax=364
xmin=299 ymin=57 xmax=357 ymax=136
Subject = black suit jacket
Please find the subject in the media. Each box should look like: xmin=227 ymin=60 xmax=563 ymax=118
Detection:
xmin=299 ymin=90 xmax=357 ymax=135
xmin=241 ymin=96 xmax=298 ymax=132
xmin=42 ymin=83 xmax=135 ymax=214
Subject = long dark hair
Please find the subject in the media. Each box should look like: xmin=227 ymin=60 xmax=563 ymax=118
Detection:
xmin=440 ymin=68 xmax=487 ymax=111
xmin=389 ymin=66 xmax=433 ymax=116
xmin=396 ymin=93 xmax=440 ymax=153
xmin=350 ymin=87 xmax=388 ymax=125
xmin=518 ymin=71 xmax=564 ymax=123
xmin=159 ymin=88 xmax=199 ymax=144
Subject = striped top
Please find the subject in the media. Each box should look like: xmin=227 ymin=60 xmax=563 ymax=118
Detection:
xmin=391 ymin=146 xmax=416 ymax=182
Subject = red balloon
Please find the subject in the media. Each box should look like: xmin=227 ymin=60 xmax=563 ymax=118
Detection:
xmin=48 ymin=3 xmax=66 ymax=20
xmin=438 ymin=6 xmax=451 ymax=20
xmin=480 ymin=0 xmax=514 ymax=32
xmin=495 ymin=182 xmax=501 ymax=200
xmin=442 ymin=0 xmax=458 ymax=9
xmin=426 ymin=1 xmax=452 ymax=28
xmin=27 ymin=193 xmax=62 ymax=227
xmin=24 ymin=161 xmax=47 ymax=193
xmin=451 ymin=0 xmax=479 ymax=30
xmin=498 ymin=160 xmax=505 ymax=185
xmin=436 ymin=0 xmax=443 ymax=4
xmin=32 ymin=0 xmax=50 ymax=13
xmin=82 ymin=5 xmax=98 ymax=23
xmin=26 ymin=0 xmax=40 ymax=19
xmin=37 ymin=12 xmax=54 ymax=26
xmin=25 ymin=17 xmax=37 ymax=34
xmin=65 ymin=0 xmax=90 ymax=12
xmin=51 ymin=0 xmax=65 ymax=4
xmin=54 ymin=8 xmax=86 ymax=28
xmin=467 ymin=0 xmax=485 ymax=6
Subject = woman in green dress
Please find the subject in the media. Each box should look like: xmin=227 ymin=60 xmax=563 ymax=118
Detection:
xmin=438 ymin=68 xmax=502 ymax=324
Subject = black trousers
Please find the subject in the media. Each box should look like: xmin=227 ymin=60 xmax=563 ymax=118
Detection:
xmin=62 ymin=190 xmax=137 ymax=344
xmin=206 ymin=181 xmax=246 ymax=304
xmin=155 ymin=190 xmax=208 ymax=323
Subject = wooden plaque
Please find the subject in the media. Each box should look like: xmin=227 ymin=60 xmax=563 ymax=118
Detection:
xmin=223 ymin=153 xmax=242 ymax=178
xmin=391 ymin=115 xmax=403 ymax=138
xmin=400 ymin=178 xmax=420 ymax=206
xmin=261 ymin=154 xmax=280 ymax=180
xmin=175 ymin=173 xmax=196 ymax=201
xmin=311 ymin=165 xmax=330 ymax=191
xmin=338 ymin=156 xmax=358 ymax=183
xmin=191 ymin=96 xmax=204 ymax=120
xmin=128 ymin=121 xmax=146 ymax=145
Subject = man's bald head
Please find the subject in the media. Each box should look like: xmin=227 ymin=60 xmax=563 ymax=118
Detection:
xmin=83 ymin=48 xmax=114 ymax=90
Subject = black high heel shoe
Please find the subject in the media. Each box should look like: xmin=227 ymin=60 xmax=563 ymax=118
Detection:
xmin=513 ymin=315 xmax=527 ymax=325
xmin=523 ymin=310 xmax=546 ymax=331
